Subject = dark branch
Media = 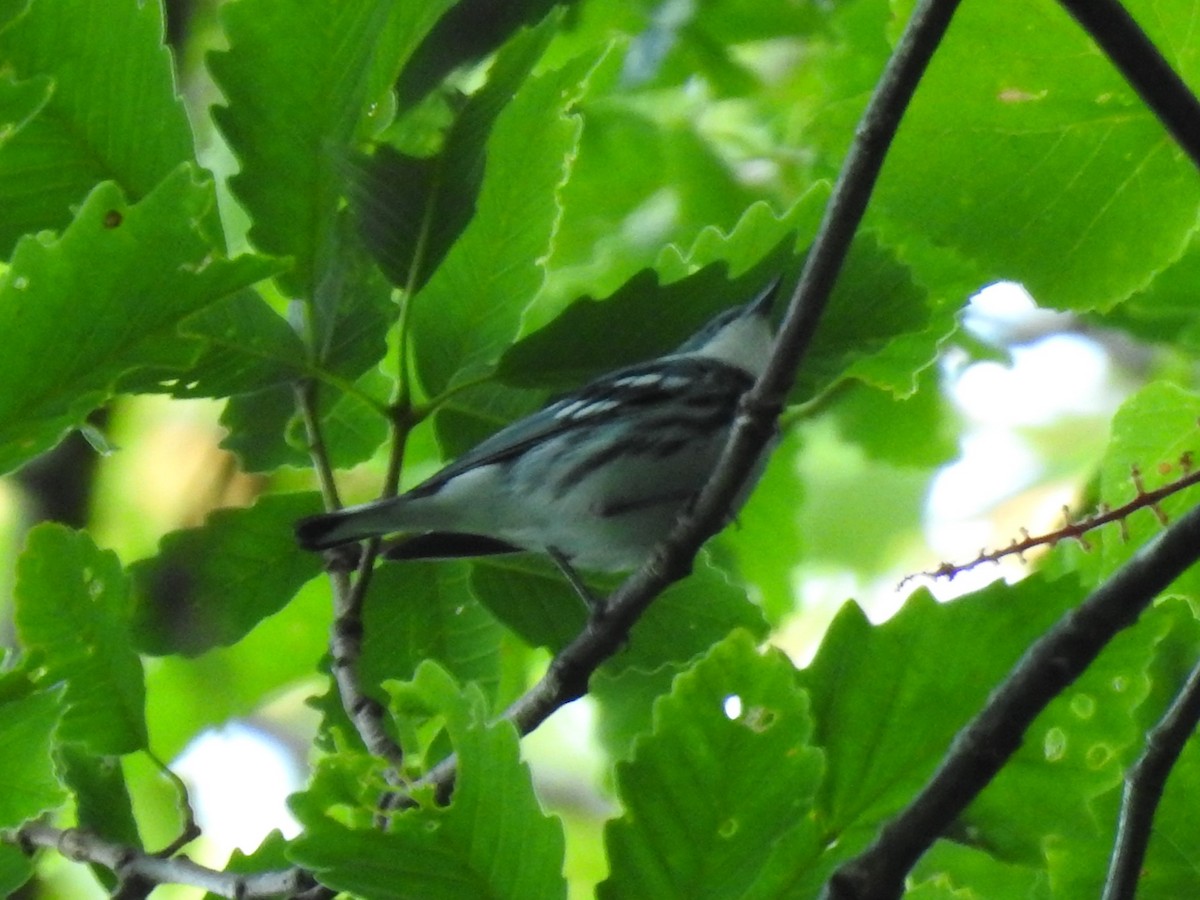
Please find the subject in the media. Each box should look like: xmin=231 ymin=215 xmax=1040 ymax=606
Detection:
xmin=11 ymin=823 xmax=318 ymax=899
xmin=1057 ymin=0 xmax=1200 ymax=170
xmin=823 ymin=501 xmax=1200 ymax=900
xmin=412 ymin=0 xmax=967 ymax=804
xmin=1102 ymin=655 xmax=1200 ymax=900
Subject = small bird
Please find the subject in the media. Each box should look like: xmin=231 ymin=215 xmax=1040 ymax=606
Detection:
xmin=296 ymin=278 xmax=781 ymax=582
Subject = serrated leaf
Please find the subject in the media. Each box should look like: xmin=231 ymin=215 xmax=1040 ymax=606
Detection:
xmin=600 ymin=631 xmax=823 ymax=900
xmin=0 ymin=0 xmax=192 ymax=255
xmin=130 ymin=493 xmax=325 ymax=656
xmin=498 ymin=255 xmax=791 ymax=390
xmin=174 ymin=290 xmax=309 ymax=397
xmin=349 ymin=12 xmax=560 ymax=293
xmin=0 ymin=166 xmax=279 ymax=476
xmin=209 ymin=0 xmax=455 ymax=299
xmin=290 ymin=662 xmax=567 ymax=900
xmin=204 ymin=830 xmax=292 ymax=900
xmin=869 ymin=0 xmax=1200 ymax=311
xmin=411 ymin=47 xmax=610 ymax=397
xmin=14 ymin=525 xmax=146 ymax=754
xmin=0 ymin=689 xmax=66 ymax=827
xmin=799 ymin=578 xmax=1079 ymax=847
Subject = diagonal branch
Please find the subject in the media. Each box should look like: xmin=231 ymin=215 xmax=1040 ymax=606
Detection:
xmin=1102 ymin=654 xmax=1200 ymax=900
xmin=822 ymin=501 xmax=1200 ymax=900
xmin=412 ymin=0 xmax=968 ymax=803
xmin=1057 ymin=0 xmax=1200 ymax=169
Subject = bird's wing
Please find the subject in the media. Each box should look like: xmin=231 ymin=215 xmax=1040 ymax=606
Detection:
xmin=407 ymin=356 xmax=748 ymax=497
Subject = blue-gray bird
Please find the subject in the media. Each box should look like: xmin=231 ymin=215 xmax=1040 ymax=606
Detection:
xmin=296 ymin=279 xmax=780 ymax=575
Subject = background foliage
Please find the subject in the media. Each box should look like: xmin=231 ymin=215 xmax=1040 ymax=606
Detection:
xmin=1 ymin=0 xmax=1199 ymax=897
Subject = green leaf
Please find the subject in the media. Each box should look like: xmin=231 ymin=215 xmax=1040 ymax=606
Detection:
xmin=359 ymin=562 xmax=505 ymax=705
xmin=0 ymin=843 xmax=32 ymax=897
xmin=394 ymin=0 xmax=565 ymax=104
xmin=348 ymin=12 xmax=560 ymax=292
xmin=59 ymin=747 xmax=140 ymax=852
xmin=600 ymin=631 xmax=823 ymax=900
xmin=209 ymin=0 xmax=455 ymax=299
xmin=130 ymin=493 xmax=325 ymax=656
xmin=290 ymin=662 xmax=567 ymax=900
xmin=14 ymin=525 xmax=146 ymax=754
xmin=498 ymin=256 xmax=791 ymax=391
xmin=799 ymin=578 xmax=1078 ymax=849
xmin=469 ymin=552 xmax=768 ymax=674
xmin=1061 ymin=382 xmax=1200 ymax=592
xmin=869 ymin=0 xmax=1200 ymax=311
xmin=0 ymin=0 xmax=193 ymax=255
xmin=0 ymin=166 xmax=279 ymax=476
xmin=205 ymin=830 xmax=293 ymax=900
xmin=0 ymin=71 xmax=52 ymax=147
xmin=545 ymin=101 xmax=761 ymax=303
xmin=412 ymin=47 xmax=610 ymax=397
xmin=174 ymin=291 xmax=309 ymax=397
xmin=0 ymin=689 xmax=66 ymax=827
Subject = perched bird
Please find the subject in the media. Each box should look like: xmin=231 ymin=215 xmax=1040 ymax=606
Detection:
xmin=296 ymin=278 xmax=781 ymax=583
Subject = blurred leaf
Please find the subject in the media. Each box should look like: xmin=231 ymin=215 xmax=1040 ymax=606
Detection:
xmin=290 ymin=662 xmax=567 ymax=899
xmin=0 ymin=166 xmax=278 ymax=476
xmin=0 ymin=689 xmax=66 ymax=828
xmin=719 ymin=428 xmax=804 ymax=624
xmin=349 ymin=12 xmax=560 ymax=292
xmin=14 ymin=525 xmax=146 ymax=754
xmin=546 ymin=102 xmax=762 ymax=302
xmin=0 ymin=71 xmax=51 ymax=147
xmin=130 ymin=493 xmax=325 ymax=656
xmin=0 ymin=0 xmax=193 ymax=255
xmin=144 ymin=577 xmax=332 ymax=760
xmin=0 ymin=843 xmax=32 ymax=898
xmin=832 ymin=368 xmax=958 ymax=469
xmin=600 ymin=631 xmax=823 ymax=899
xmin=210 ymin=0 xmax=455 ymax=298
xmin=395 ymin=0 xmax=572 ymax=104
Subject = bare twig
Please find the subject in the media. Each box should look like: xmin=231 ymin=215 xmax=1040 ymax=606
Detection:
xmin=11 ymin=822 xmax=319 ymax=899
xmin=410 ymin=0 xmax=967 ymax=805
xmin=1102 ymin=656 xmax=1200 ymax=900
xmin=1057 ymin=0 xmax=1200 ymax=170
xmin=823 ymin=501 xmax=1200 ymax=900
xmin=295 ymin=383 xmax=404 ymax=770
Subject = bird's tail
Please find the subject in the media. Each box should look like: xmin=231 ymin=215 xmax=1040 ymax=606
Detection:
xmin=294 ymin=498 xmax=404 ymax=551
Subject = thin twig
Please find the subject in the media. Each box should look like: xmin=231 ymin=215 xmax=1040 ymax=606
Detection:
xmin=823 ymin=502 xmax=1200 ymax=900
xmin=1102 ymin=657 xmax=1200 ymax=900
xmin=11 ymin=822 xmax=319 ymax=899
xmin=409 ymin=0 xmax=967 ymax=806
xmin=295 ymin=383 xmax=404 ymax=769
xmin=1057 ymin=0 xmax=1200 ymax=170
